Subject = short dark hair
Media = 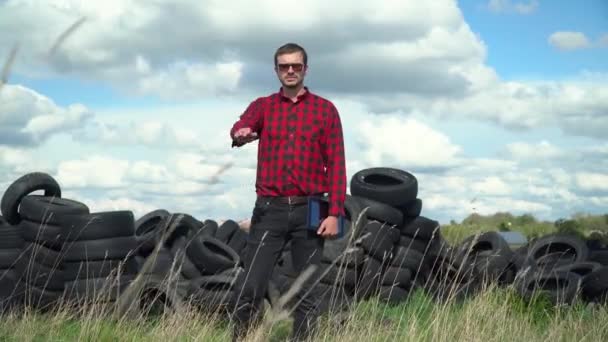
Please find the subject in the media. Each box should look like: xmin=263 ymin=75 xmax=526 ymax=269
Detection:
xmin=274 ymin=43 xmax=307 ymax=66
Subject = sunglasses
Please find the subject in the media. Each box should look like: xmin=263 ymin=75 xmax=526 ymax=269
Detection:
xmin=277 ymin=63 xmax=305 ymax=72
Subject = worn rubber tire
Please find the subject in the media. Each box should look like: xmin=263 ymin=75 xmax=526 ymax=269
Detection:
xmin=350 ymin=167 xmax=418 ymax=207
xmin=19 ymin=195 xmax=89 ymax=225
xmin=60 ymin=210 xmax=135 ymax=242
xmin=1 ymin=172 xmax=62 ymax=225
xmin=354 ymin=195 xmax=403 ymax=226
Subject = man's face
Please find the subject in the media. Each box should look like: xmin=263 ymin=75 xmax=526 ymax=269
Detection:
xmin=275 ymin=52 xmax=307 ymax=88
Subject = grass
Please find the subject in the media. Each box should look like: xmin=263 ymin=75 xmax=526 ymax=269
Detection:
xmin=1 ymin=284 xmax=607 ymax=341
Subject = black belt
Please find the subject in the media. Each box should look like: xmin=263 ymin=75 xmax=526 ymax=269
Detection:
xmin=258 ymin=194 xmax=323 ymax=205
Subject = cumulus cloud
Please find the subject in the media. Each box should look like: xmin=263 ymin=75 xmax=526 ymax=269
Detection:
xmin=0 ymin=84 xmax=93 ymax=146
xmin=549 ymin=31 xmax=592 ymax=51
xmin=355 ymin=116 xmax=463 ymax=171
xmin=487 ymin=0 xmax=539 ymax=15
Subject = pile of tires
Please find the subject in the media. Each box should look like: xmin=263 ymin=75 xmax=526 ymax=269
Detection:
xmin=1 ymin=168 xmax=607 ymax=319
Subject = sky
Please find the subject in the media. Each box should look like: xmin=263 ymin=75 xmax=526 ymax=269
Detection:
xmin=1 ymin=0 xmax=607 ymax=225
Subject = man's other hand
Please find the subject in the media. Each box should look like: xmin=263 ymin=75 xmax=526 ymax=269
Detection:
xmin=317 ymin=216 xmax=339 ymax=238
xmin=232 ymin=127 xmax=259 ymax=147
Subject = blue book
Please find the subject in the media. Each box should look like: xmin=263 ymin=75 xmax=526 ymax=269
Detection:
xmin=306 ymin=196 xmax=346 ymax=238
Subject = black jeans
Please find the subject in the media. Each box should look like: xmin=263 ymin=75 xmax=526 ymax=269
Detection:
xmin=229 ymin=196 xmax=325 ymax=341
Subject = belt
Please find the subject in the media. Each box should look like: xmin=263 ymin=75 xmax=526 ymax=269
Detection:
xmin=258 ymin=194 xmax=322 ymax=205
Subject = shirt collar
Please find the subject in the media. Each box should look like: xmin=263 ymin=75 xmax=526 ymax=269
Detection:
xmin=278 ymin=86 xmax=310 ymax=102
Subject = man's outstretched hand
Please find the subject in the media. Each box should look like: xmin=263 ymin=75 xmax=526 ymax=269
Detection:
xmin=232 ymin=127 xmax=259 ymax=147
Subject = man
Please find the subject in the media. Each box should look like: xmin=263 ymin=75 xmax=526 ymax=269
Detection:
xmin=228 ymin=42 xmax=347 ymax=341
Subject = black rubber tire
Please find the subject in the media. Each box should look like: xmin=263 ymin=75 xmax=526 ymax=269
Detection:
xmin=191 ymin=274 xmax=237 ymax=291
xmin=581 ymin=266 xmax=608 ymax=303
xmin=555 ymin=261 xmax=602 ymax=277
xmin=20 ymin=242 xmax=62 ymax=269
xmin=356 ymin=257 xmax=384 ymax=300
xmin=62 ymin=236 xmax=138 ymax=262
xmin=360 ymin=220 xmax=400 ymax=262
xmin=526 ymin=233 xmax=589 ymax=267
xmin=398 ymin=236 xmax=431 ymax=253
xmin=1 ymin=172 xmax=62 ymax=225
xmin=135 ymin=209 xmax=171 ymax=254
xmin=515 ymin=270 xmax=582 ymax=305
xmin=455 ymin=231 xmax=513 ymax=282
xmin=17 ymin=280 xmax=63 ymax=311
xmin=0 ymin=248 xmax=23 ymax=269
xmin=318 ymin=261 xmax=359 ymax=288
xmin=227 ymin=228 xmax=248 ymax=255
xmin=321 ymin=194 xmax=368 ymax=262
xmin=170 ymin=236 xmax=203 ymax=280
xmin=390 ymin=246 xmax=425 ymax=271
xmin=19 ymin=195 xmax=89 ymax=225
xmin=64 ymin=258 xmax=138 ymax=281
xmin=400 ymin=216 xmax=441 ymax=241
xmin=19 ymin=219 xmax=63 ymax=250
xmin=59 ymin=210 xmax=135 ymax=242
xmin=350 ymin=167 xmax=418 ymax=207
xmin=381 ymin=266 xmax=412 ymax=288
xmin=0 ymin=223 xmax=23 ymax=249
xmin=402 ymin=199 xmax=422 ymax=217
xmin=200 ymin=219 xmax=219 ymax=236
xmin=15 ymin=257 xmax=64 ymax=291
xmin=354 ymin=196 xmax=403 ymax=226
xmin=377 ymin=285 xmax=410 ymax=305
xmin=215 ymin=219 xmax=239 ymax=243
xmin=588 ymin=250 xmax=608 ymax=266
xmin=186 ymin=235 xmax=240 ymax=275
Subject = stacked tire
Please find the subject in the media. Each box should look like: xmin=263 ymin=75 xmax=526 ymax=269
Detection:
xmin=0 ymin=215 xmax=22 ymax=312
xmin=59 ymin=210 xmax=140 ymax=304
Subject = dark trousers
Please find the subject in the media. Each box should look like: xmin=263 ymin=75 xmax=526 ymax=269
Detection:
xmin=229 ymin=196 xmax=325 ymax=341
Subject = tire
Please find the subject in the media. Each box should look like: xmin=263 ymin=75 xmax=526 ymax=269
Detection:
xmin=354 ymin=195 xmax=403 ymax=226
xmin=0 ymin=223 xmax=23 ymax=249
xmin=400 ymin=216 xmax=441 ymax=241
xmin=60 ymin=210 xmax=135 ymax=242
xmin=402 ymin=199 xmax=422 ymax=218
xmin=215 ymin=219 xmax=238 ymax=243
xmin=18 ymin=195 xmax=89 ymax=225
xmin=135 ymin=209 xmax=171 ymax=253
xmin=455 ymin=231 xmax=513 ymax=282
xmin=63 ymin=274 xmax=137 ymax=302
xmin=15 ymin=257 xmax=64 ymax=291
xmin=581 ymin=266 xmax=608 ymax=303
xmin=186 ymin=235 xmax=240 ymax=275
xmin=19 ymin=219 xmax=63 ymax=250
xmin=390 ymin=246 xmax=425 ymax=272
xmin=321 ymin=195 xmax=368 ymax=262
xmin=555 ymin=261 xmax=602 ymax=277
xmin=381 ymin=266 xmax=412 ymax=288
xmin=1 ymin=172 xmax=62 ymax=225
xmin=350 ymin=167 xmax=418 ymax=207
xmin=525 ymin=233 xmax=589 ymax=268
xmin=360 ymin=220 xmax=400 ymax=262
xmin=515 ymin=270 xmax=582 ymax=305
xmin=377 ymin=285 xmax=410 ymax=305
xmin=64 ymin=258 xmax=138 ymax=281
xmin=62 ymin=236 xmax=138 ymax=262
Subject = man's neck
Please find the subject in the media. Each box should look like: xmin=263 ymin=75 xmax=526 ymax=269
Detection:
xmin=282 ymin=85 xmax=306 ymax=101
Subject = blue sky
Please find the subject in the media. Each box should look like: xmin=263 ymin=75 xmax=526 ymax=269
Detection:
xmin=1 ymin=0 xmax=607 ymax=225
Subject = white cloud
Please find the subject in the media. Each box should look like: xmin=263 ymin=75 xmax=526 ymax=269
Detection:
xmin=56 ymin=155 xmax=130 ymax=188
xmin=506 ymin=141 xmax=562 ymax=160
xmin=471 ymin=176 xmax=511 ymax=196
xmin=548 ymin=31 xmax=592 ymax=51
xmin=487 ymin=0 xmax=539 ymax=14
xmin=0 ymin=84 xmax=93 ymax=146
xmin=575 ymin=172 xmax=608 ymax=193
xmin=356 ymin=116 xmax=463 ymax=170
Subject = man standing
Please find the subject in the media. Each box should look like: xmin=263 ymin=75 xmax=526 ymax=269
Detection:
xmin=228 ymin=42 xmax=347 ymax=341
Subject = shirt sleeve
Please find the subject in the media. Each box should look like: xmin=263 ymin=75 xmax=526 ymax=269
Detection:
xmin=230 ymin=97 xmax=264 ymax=139
xmin=323 ymin=104 xmax=347 ymax=217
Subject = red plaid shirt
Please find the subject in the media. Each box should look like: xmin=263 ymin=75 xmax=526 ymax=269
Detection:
xmin=230 ymin=87 xmax=346 ymax=216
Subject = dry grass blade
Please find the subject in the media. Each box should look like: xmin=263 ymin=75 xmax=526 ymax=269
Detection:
xmin=49 ymin=16 xmax=87 ymax=56
xmin=208 ymin=161 xmax=234 ymax=185
xmin=0 ymin=43 xmax=18 ymax=93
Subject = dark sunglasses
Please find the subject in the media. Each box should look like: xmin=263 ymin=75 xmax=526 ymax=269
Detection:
xmin=277 ymin=63 xmax=305 ymax=72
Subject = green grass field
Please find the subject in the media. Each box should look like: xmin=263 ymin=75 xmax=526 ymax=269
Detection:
xmin=2 ymin=211 xmax=607 ymax=341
